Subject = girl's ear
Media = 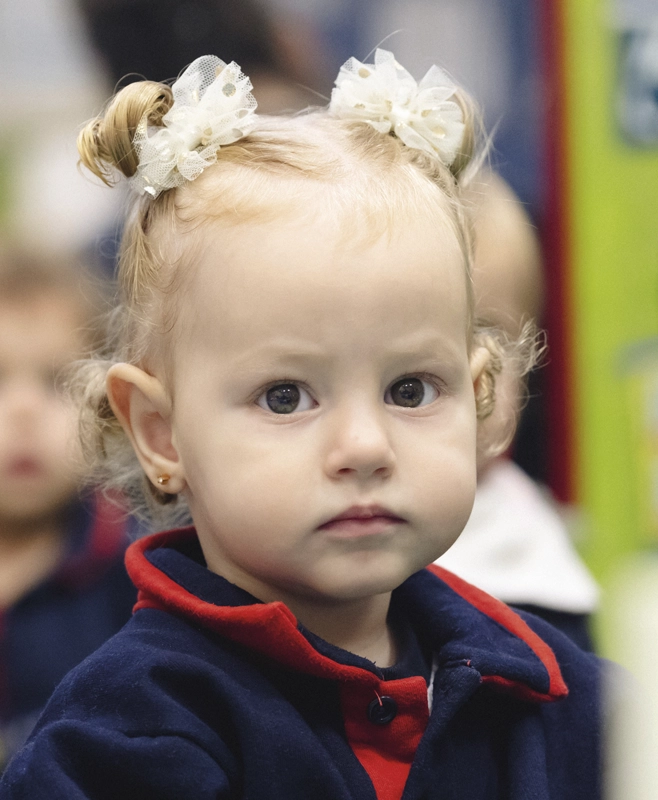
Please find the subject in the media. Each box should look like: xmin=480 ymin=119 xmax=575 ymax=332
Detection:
xmin=107 ymin=364 xmax=186 ymax=495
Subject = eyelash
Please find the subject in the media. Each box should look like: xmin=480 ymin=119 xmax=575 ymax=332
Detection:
xmin=253 ymin=379 xmax=317 ymax=411
xmin=401 ymin=371 xmax=443 ymax=392
xmin=254 ymin=378 xmax=312 ymax=399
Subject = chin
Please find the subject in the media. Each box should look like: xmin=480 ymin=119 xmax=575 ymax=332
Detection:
xmin=316 ymin=566 xmax=418 ymax=602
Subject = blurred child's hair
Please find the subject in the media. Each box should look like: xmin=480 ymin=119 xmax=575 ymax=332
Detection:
xmin=0 ymin=245 xmax=111 ymax=353
xmin=463 ymin=171 xmax=546 ymax=463
xmin=73 ymin=72 xmax=540 ymax=523
xmin=466 ymin=170 xmax=544 ymax=336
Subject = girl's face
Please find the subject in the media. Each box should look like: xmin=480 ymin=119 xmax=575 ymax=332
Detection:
xmin=131 ymin=210 xmax=485 ymax=608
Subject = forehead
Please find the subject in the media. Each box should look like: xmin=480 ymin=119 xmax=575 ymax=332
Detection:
xmin=0 ymin=293 xmax=85 ymax=368
xmin=174 ymin=210 xmax=470 ymax=367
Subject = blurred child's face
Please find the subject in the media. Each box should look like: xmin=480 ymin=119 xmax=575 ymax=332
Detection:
xmin=0 ymin=294 xmax=83 ymax=527
xmin=157 ymin=209 xmax=484 ymax=607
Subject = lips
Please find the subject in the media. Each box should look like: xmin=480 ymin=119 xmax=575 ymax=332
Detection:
xmin=317 ymin=505 xmax=405 ymax=537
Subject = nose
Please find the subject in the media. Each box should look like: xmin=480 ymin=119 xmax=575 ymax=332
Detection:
xmin=323 ymin=401 xmax=395 ymax=481
xmin=2 ymin=379 xmax=48 ymax=428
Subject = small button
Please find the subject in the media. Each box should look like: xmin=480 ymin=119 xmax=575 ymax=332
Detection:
xmin=367 ymin=695 xmax=398 ymax=725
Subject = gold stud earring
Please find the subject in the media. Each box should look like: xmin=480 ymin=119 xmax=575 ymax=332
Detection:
xmin=156 ymin=474 xmax=170 ymax=486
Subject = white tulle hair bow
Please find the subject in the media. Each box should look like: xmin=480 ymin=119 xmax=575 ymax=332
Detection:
xmin=131 ymin=55 xmax=258 ymax=198
xmin=329 ymin=49 xmax=465 ymax=166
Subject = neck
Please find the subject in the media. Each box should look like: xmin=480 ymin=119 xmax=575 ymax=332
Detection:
xmin=197 ymin=534 xmax=398 ymax=667
xmin=277 ymin=591 xmax=397 ymax=667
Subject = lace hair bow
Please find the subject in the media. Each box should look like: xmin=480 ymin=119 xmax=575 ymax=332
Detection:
xmin=131 ymin=55 xmax=257 ymax=198
xmin=329 ymin=49 xmax=465 ymax=166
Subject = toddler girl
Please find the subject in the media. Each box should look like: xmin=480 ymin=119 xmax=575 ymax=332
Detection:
xmin=0 ymin=52 xmax=603 ymax=799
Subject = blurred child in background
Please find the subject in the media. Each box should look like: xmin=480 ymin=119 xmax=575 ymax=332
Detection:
xmin=0 ymin=248 xmax=136 ymax=770
xmin=437 ymin=172 xmax=599 ymax=650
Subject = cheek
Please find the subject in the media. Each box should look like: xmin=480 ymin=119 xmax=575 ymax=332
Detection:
xmin=47 ymin=403 xmax=81 ymax=460
xmin=404 ymin=409 xmax=478 ymax=513
xmin=180 ymin=415 xmax=313 ymax=523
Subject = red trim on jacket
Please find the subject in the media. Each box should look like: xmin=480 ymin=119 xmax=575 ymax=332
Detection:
xmin=427 ymin=564 xmax=568 ymax=701
xmin=129 ymin=530 xmax=567 ymax=703
xmin=130 ymin=528 xmax=384 ymax=687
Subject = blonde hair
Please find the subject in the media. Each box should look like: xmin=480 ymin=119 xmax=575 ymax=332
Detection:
xmin=73 ymin=74 xmax=538 ymax=522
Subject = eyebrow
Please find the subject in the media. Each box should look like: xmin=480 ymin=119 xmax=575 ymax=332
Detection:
xmin=225 ymin=333 xmax=466 ymax=370
xmin=374 ymin=330 xmax=467 ymax=362
xmin=221 ymin=339 xmax=331 ymax=369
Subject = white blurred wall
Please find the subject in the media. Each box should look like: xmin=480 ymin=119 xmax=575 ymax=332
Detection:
xmin=0 ymin=0 xmax=123 ymax=252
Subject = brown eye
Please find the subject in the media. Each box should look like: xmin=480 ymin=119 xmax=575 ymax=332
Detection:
xmin=257 ymin=383 xmax=315 ymax=414
xmin=385 ymin=377 xmax=438 ymax=408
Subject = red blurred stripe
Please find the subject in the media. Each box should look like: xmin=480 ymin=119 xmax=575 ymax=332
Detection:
xmin=539 ymin=0 xmax=575 ymax=502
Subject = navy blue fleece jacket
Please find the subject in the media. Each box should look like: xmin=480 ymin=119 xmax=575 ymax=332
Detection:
xmin=0 ymin=527 xmax=602 ymax=799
